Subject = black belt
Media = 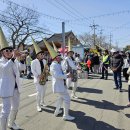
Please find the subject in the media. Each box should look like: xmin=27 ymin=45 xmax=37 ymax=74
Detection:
xmin=15 ymin=82 xmax=18 ymax=89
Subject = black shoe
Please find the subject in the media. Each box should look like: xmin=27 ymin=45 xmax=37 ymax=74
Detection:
xmin=119 ymin=89 xmax=123 ymax=92
xmin=114 ymin=87 xmax=118 ymax=90
xmin=100 ymin=77 xmax=104 ymax=79
xmin=27 ymin=76 xmax=33 ymax=79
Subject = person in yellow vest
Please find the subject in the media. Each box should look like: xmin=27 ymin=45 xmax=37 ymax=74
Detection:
xmin=100 ymin=50 xmax=110 ymax=80
xmin=31 ymin=38 xmax=48 ymax=112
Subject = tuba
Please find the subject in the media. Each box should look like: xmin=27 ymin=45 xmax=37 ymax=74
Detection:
xmin=39 ymin=64 xmax=50 ymax=85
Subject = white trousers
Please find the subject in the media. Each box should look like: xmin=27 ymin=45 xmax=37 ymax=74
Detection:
xmin=0 ymin=89 xmax=20 ymax=130
xmin=0 ymin=89 xmax=20 ymax=119
xmin=66 ymin=78 xmax=78 ymax=95
xmin=35 ymin=83 xmax=47 ymax=106
xmin=55 ymin=89 xmax=70 ymax=116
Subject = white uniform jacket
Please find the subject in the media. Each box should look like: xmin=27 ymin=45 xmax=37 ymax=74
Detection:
xmin=62 ymin=57 xmax=77 ymax=72
xmin=127 ymin=67 xmax=130 ymax=85
xmin=0 ymin=57 xmax=21 ymax=98
xmin=15 ymin=58 xmax=26 ymax=72
xmin=31 ymin=59 xmax=46 ymax=84
xmin=50 ymin=61 xmax=67 ymax=93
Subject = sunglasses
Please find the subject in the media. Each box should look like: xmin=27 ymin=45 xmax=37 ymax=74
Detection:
xmin=40 ymin=53 xmax=44 ymax=55
xmin=4 ymin=49 xmax=13 ymax=52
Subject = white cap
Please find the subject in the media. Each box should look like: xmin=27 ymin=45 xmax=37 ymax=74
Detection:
xmin=111 ymin=48 xmax=117 ymax=53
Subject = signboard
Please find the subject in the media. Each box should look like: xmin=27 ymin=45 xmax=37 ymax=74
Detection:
xmin=72 ymin=45 xmax=84 ymax=59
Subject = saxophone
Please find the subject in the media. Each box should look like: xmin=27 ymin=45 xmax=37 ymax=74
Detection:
xmin=39 ymin=64 xmax=49 ymax=85
xmin=66 ymin=60 xmax=77 ymax=82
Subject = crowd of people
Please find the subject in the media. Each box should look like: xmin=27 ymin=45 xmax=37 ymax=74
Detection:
xmin=0 ymin=27 xmax=130 ymax=130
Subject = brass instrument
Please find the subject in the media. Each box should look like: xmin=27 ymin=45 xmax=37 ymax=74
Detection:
xmin=39 ymin=64 xmax=50 ymax=85
xmin=66 ymin=60 xmax=77 ymax=82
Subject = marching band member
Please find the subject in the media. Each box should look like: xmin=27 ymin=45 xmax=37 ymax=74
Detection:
xmin=62 ymin=38 xmax=78 ymax=99
xmin=0 ymin=27 xmax=22 ymax=130
xmin=44 ymin=39 xmax=75 ymax=121
xmin=31 ymin=38 xmax=48 ymax=112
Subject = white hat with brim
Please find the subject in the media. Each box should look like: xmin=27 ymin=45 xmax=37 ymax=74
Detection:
xmin=111 ymin=48 xmax=117 ymax=53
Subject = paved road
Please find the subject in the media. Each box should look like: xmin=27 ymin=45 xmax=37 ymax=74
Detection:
xmin=0 ymin=73 xmax=130 ymax=130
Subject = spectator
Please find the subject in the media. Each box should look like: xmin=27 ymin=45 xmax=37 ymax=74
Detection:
xmin=93 ymin=53 xmax=100 ymax=74
xmin=110 ymin=49 xmax=124 ymax=92
xmin=26 ymin=52 xmax=33 ymax=79
xmin=123 ymin=54 xmax=129 ymax=81
xmin=127 ymin=65 xmax=130 ymax=106
xmin=100 ymin=50 xmax=110 ymax=80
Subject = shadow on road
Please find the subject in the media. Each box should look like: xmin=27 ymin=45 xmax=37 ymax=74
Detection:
xmin=125 ymin=114 xmax=130 ymax=118
xmin=72 ymin=98 xmax=127 ymax=112
xmin=41 ymin=105 xmax=55 ymax=114
xmin=78 ymin=87 xmax=103 ymax=94
xmin=69 ymin=110 xmax=123 ymax=130
xmin=88 ymin=74 xmax=101 ymax=79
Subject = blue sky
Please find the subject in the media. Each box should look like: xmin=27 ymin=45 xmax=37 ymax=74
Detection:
xmin=0 ymin=0 xmax=130 ymax=47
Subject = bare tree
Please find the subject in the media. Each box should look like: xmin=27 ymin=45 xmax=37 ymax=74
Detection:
xmin=0 ymin=2 xmax=45 ymax=48
xmin=79 ymin=33 xmax=93 ymax=47
xmin=79 ymin=33 xmax=107 ymax=48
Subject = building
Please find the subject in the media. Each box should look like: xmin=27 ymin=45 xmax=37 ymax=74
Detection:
xmin=37 ymin=31 xmax=79 ymax=50
xmin=22 ymin=31 xmax=80 ymax=55
xmin=16 ymin=31 xmax=80 ymax=58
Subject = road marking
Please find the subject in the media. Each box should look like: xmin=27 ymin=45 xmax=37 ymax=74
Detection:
xmin=0 ymin=104 xmax=2 ymax=107
xmin=28 ymin=93 xmax=37 ymax=97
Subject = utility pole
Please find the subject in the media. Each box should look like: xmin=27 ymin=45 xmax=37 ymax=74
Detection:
xmin=62 ymin=22 xmax=65 ymax=56
xmin=109 ymin=33 xmax=112 ymax=49
xmin=99 ymin=29 xmax=103 ymax=46
xmin=90 ymin=21 xmax=99 ymax=47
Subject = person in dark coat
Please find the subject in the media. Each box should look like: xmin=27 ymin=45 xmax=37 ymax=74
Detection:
xmin=93 ymin=53 xmax=100 ymax=74
xmin=110 ymin=49 xmax=124 ymax=92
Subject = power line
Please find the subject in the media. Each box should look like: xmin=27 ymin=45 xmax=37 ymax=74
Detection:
xmin=109 ymin=21 xmax=130 ymax=33
xmin=56 ymin=0 xmax=92 ymax=24
xmin=46 ymin=0 xmax=78 ymax=19
xmin=1 ymin=0 xmax=92 ymax=26
xmin=0 ymin=0 xmax=66 ymax=22
xmin=47 ymin=0 xmax=92 ymax=26
xmin=68 ymin=10 xmax=130 ymax=22
xmin=66 ymin=23 xmax=87 ymax=35
xmin=61 ymin=0 xmax=92 ymax=24
xmin=0 ymin=9 xmax=57 ymax=34
xmin=55 ymin=0 xmax=81 ymax=19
